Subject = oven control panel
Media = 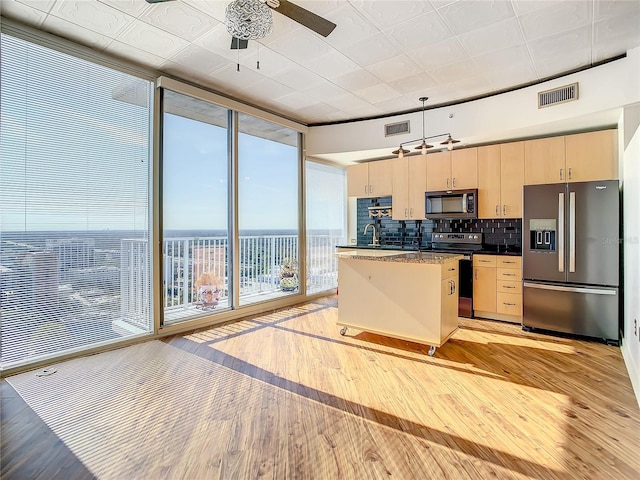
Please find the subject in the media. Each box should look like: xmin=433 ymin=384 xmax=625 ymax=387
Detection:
xmin=432 ymin=232 xmax=483 ymax=245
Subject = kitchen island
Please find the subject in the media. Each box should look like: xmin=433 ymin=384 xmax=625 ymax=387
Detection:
xmin=335 ymin=249 xmax=462 ymax=356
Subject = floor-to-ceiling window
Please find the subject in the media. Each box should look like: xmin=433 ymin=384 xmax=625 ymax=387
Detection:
xmin=237 ymin=113 xmax=300 ymax=306
xmin=161 ymin=91 xmax=230 ymax=325
xmin=305 ymin=161 xmax=347 ymax=294
xmin=0 ymin=33 xmax=153 ymax=368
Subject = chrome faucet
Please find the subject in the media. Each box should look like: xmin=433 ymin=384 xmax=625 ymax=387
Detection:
xmin=363 ymin=223 xmax=379 ymax=246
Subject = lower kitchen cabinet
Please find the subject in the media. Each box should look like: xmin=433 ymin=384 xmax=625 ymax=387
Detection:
xmin=473 ymin=254 xmax=522 ymax=322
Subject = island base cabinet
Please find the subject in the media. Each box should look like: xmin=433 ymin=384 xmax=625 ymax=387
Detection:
xmin=337 ymin=258 xmax=459 ymax=351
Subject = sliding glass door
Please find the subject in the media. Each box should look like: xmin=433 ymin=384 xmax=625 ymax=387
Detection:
xmin=237 ymin=113 xmax=300 ymax=306
xmin=161 ymin=91 xmax=229 ymax=325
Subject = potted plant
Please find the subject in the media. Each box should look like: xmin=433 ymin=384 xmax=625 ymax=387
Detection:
xmin=279 ymin=258 xmax=299 ymax=291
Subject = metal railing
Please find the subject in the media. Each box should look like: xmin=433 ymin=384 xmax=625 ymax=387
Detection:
xmin=122 ymin=233 xmax=343 ymax=321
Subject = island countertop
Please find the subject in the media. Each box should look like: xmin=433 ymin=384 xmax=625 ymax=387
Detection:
xmin=335 ymin=249 xmax=463 ymax=264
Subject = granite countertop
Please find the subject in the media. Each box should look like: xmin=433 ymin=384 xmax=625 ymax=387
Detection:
xmin=335 ymin=249 xmax=463 ymax=264
xmin=337 ymin=245 xmax=522 ymax=256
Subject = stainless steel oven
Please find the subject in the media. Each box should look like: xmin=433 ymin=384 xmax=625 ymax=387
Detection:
xmin=425 ymin=189 xmax=477 ymax=219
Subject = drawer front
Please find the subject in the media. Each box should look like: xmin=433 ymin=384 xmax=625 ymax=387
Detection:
xmin=473 ymin=255 xmax=497 ymax=267
xmin=497 ymin=280 xmax=522 ymax=294
xmin=497 ymin=267 xmax=522 ymax=282
xmin=442 ymin=262 xmax=458 ymax=279
xmin=497 ymin=292 xmax=522 ymax=316
xmin=497 ymin=256 xmax=521 ymax=269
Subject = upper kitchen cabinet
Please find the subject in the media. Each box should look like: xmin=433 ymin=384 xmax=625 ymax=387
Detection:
xmin=347 ymin=159 xmax=393 ymax=197
xmin=524 ymin=130 xmax=618 ymax=185
xmin=477 ymin=143 xmax=524 ymax=219
xmin=500 ymin=142 xmax=525 ymax=218
xmin=426 ymin=148 xmax=477 ymax=191
xmin=564 ymin=129 xmax=618 ymax=182
xmin=392 ymin=154 xmax=427 ymax=220
xmin=524 ymin=136 xmax=565 ymax=185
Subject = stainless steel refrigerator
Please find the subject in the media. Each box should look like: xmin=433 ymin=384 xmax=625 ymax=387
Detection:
xmin=522 ymin=180 xmax=620 ymax=343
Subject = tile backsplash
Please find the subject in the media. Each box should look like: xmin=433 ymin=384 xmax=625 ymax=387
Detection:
xmin=356 ymin=197 xmax=522 ymax=249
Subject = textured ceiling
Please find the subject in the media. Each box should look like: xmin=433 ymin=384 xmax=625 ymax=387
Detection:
xmin=2 ymin=0 xmax=640 ymax=126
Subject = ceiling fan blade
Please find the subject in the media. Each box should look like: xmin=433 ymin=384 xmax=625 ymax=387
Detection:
xmin=230 ymin=37 xmax=249 ymax=50
xmin=271 ymin=0 xmax=336 ymax=37
xmin=144 ymin=0 xmax=175 ymax=3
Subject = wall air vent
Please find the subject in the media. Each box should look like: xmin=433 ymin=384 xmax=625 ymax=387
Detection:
xmin=384 ymin=120 xmax=410 ymax=137
xmin=538 ymin=82 xmax=579 ymax=108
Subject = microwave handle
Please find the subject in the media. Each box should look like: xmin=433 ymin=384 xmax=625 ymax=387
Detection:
xmin=462 ymin=193 xmax=467 ymax=213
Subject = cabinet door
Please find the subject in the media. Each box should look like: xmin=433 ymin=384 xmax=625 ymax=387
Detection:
xmin=500 ymin=141 xmax=524 ymax=218
xmin=426 ymin=151 xmax=451 ymax=191
xmin=473 ymin=266 xmax=497 ymax=313
xmin=524 ymin=137 xmax=565 ymax=185
xmin=392 ymin=157 xmax=409 ymax=219
xmin=451 ymin=148 xmax=478 ymax=189
xmin=477 ymin=145 xmax=501 ymax=219
xmin=441 ymin=277 xmax=459 ymax=340
xmin=347 ymin=163 xmax=369 ymax=197
xmin=565 ymin=130 xmax=618 ymax=182
xmin=368 ymin=159 xmax=393 ymax=196
xmin=407 ymin=154 xmax=427 ymax=219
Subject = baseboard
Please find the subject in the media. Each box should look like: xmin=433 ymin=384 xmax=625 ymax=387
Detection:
xmin=474 ymin=311 xmax=521 ymax=324
xmin=621 ymin=339 xmax=640 ymax=409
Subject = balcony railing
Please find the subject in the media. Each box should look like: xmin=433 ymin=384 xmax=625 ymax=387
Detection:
xmin=121 ymin=233 xmax=343 ymax=326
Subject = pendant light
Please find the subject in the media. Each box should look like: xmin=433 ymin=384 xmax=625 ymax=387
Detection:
xmin=390 ymin=97 xmax=460 ymax=158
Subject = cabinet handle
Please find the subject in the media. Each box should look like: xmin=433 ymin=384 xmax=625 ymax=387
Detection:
xmin=503 ymin=273 xmax=516 ymax=276
xmin=504 ymin=285 xmax=515 ymax=289
xmin=446 ymin=178 xmax=450 ymax=189
xmin=568 ymin=167 xmax=572 ymax=180
xmin=474 ymin=269 xmax=478 ymax=280
xmin=448 ymin=267 xmax=455 ymax=271
xmin=410 ymin=207 xmax=413 ymax=217
xmin=495 ymin=205 xmax=499 ymax=216
xmin=479 ymin=260 xmax=491 ymax=263
xmin=503 ymin=205 xmax=506 ymax=216
xmin=560 ymin=168 xmax=563 ymax=181
xmin=405 ymin=208 xmax=408 ymax=217
xmin=503 ymin=261 xmax=516 ymax=264
xmin=369 ymin=184 xmax=373 ymax=194
xmin=364 ymin=185 xmax=368 ymax=194
xmin=504 ymin=302 xmax=516 ymax=306
xmin=452 ymin=177 xmax=456 ymax=188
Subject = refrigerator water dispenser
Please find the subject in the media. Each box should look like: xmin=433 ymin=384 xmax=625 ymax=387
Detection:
xmin=529 ymin=219 xmax=556 ymax=251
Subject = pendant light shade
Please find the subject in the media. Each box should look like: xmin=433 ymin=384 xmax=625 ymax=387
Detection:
xmin=440 ymin=134 xmax=460 ymax=151
xmin=392 ymin=146 xmax=410 ymax=158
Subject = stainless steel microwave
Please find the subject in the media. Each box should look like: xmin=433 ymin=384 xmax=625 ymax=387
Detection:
xmin=425 ymin=189 xmax=478 ymax=219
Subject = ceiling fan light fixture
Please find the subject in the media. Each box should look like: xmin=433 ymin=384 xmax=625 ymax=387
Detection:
xmin=225 ymin=0 xmax=273 ymax=41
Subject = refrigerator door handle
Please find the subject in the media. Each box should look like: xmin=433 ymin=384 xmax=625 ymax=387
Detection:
xmin=524 ymin=282 xmax=617 ymax=296
xmin=558 ymin=192 xmax=564 ymax=272
xmin=569 ymin=191 xmax=576 ymax=273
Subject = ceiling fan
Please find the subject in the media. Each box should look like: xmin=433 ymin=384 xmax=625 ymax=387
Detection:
xmin=145 ymin=0 xmax=337 ymax=50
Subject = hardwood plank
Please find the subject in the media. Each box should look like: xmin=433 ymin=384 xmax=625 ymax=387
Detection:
xmin=2 ymin=296 xmax=639 ymax=479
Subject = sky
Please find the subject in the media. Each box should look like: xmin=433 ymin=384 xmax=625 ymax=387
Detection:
xmin=0 ymin=33 xmax=345 ymax=234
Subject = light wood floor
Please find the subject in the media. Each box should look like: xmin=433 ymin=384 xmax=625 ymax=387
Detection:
xmin=2 ymin=295 xmax=639 ymax=479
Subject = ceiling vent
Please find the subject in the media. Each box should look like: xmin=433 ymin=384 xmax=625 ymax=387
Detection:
xmin=538 ymin=82 xmax=579 ymax=108
xmin=384 ymin=120 xmax=410 ymax=137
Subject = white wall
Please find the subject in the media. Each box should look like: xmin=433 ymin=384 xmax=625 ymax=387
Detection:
xmin=621 ymin=104 xmax=640 ymax=407
xmin=307 ymin=47 xmax=640 ymax=163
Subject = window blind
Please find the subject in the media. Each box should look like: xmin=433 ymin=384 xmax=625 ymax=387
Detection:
xmin=0 ymin=33 xmax=153 ymax=368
